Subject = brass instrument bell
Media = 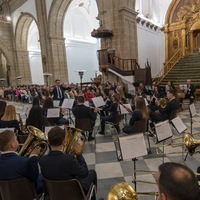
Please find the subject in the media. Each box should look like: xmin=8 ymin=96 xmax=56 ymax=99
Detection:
xmin=159 ymin=98 xmax=168 ymax=108
xmin=184 ymin=133 xmax=200 ymax=154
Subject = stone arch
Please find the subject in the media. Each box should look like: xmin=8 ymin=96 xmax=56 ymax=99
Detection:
xmin=165 ymin=0 xmax=180 ymax=24
xmin=0 ymin=40 xmax=13 ymax=67
xmin=15 ymin=12 xmax=38 ymax=50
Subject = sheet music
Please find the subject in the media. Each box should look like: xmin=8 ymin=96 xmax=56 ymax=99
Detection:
xmin=92 ymin=96 xmax=105 ymax=108
xmin=119 ymin=133 xmax=147 ymax=160
xmin=84 ymin=101 xmax=89 ymax=107
xmin=155 ymin=120 xmax=173 ymax=142
xmin=171 ymin=117 xmax=187 ymax=134
xmin=61 ymin=99 xmax=75 ymax=109
xmin=0 ymin=128 xmax=15 ymax=133
xmin=119 ymin=104 xmax=132 ymax=114
xmin=144 ymin=98 xmax=149 ymax=106
xmin=53 ymin=100 xmax=60 ymax=107
xmin=44 ymin=125 xmax=64 ymax=136
xmin=189 ymin=103 xmax=197 ymax=117
xmin=47 ymin=108 xmax=60 ymax=118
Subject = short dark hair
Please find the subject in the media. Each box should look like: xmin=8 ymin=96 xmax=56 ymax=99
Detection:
xmin=167 ymin=89 xmax=176 ymax=96
xmin=48 ymin=126 xmax=65 ymax=146
xmin=77 ymin=96 xmax=85 ymax=103
xmin=0 ymin=130 xmax=15 ymax=151
xmin=158 ymin=162 xmax=199 ymax=200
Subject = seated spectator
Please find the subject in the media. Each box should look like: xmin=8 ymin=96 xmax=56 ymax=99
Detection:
xmin=39 ymin=126 xmax=97 ymax=199
xmin=0 ymin=105 xmax=22 ymax=134
xmin=122 ymin=96 xmax=149 ymax=134
xmin=184 ymin=79 xmax=196 ymax=104
xmin=0 ymin=130 xmax=42 ymax=194
xmin=157 ymin=162 xmax=199 ymax=200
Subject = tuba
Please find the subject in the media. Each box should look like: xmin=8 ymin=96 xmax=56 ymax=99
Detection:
xmin=63 ymin=126 xmax=86 ymax=154
xmin=19 ymin=125 xmax=48 ymax=158
xmin=108 ymin=182 xmax=158 ymax=200
xmin=184 ymin=133 xmax=200 ymax=154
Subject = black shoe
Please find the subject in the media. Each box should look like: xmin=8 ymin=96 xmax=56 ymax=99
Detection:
xmin=88 ymin=136 xmax=94 ymax=141
xmin=98 ymin=131 xmax=105 ymax=135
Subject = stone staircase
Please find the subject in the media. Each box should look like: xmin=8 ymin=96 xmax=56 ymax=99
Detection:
xmin=160 ymin=53 xmax=200 ymax=86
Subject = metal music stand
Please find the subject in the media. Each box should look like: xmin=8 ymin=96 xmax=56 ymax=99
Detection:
xmin=67 ymin=109 xmax=74 ymax=124
xmin=189 ymin=103 xmax=197 ymax=135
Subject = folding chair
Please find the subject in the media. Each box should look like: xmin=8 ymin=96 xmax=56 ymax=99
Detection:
xmin=43 ymin=179 xmax=96 ymax=200
xmin=0 ymin=178 xmax=39 ymax=200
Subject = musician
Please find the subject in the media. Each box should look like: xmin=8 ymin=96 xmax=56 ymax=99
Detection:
xmin=157 ymin=162 xmax=199 ymax=200
xmin=72 ymin=96 xmax=98 ymax=141
xmin=98 ymin=93 xmax=120 ymax=135
xmin=184 ymin=79 xmax=196 ymax=103
xmin=122 ymin=97 xmax=149 ymax=134
xmin=0 ymin=130 xmax=42 ymax=193
xmin=150 ymin=89 xmax=180 ymax=123
xmin=39 ymin=126 xmax=97 ymax=199
xmin=52 ymin=79 xmax=69 ymax=106
xmin=0 ymin=105 xmax=22 ymax=134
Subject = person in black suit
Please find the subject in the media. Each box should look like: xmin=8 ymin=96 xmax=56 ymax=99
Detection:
xmin=39 ymin=126 xmax=97 ymax=199
xmin=150 ymin=89 xmax=180 ymax=123
xmin=52 ymin=79 xmax=69 ymax=106
xmin=72 ymin=96 xmax=98 ymax=141
xmin=185 ymin=79 xmax=196 ymax=103
xmin=0 ymin=130 xmax=42 ymax=193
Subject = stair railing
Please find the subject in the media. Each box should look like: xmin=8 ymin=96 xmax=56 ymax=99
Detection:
xmin=153 ymin=49 xmax=181 ymax=84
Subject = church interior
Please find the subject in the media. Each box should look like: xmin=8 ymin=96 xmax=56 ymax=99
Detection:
xmin=0 ymin=0 xmax=200 ymax=199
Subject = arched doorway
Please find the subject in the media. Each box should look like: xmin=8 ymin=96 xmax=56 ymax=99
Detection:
xmin=190 ymin=20 xmax=200 ymax=53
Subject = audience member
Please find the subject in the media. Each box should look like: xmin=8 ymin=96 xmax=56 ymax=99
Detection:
xmin=0 ymin=130 xmax=42 ymax=193
xmin=39 ymin=126 xmax=97 ymax=199
xmin=157 ymin=162 xmax=199 ymax=200
xmin=184 ymin=79 xmax=196 ymax=103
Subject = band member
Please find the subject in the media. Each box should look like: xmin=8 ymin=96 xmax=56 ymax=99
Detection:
xmin=0 ymin=130 xmax=42 ymax=193
xmin=122 ymin=97 xmax=149 ymax=134
xmin=72 ymin=96 xmax=98 ymax=141
xmin=150 ymin=89 xmax=180 ymax=123
xmin=39 ymin=126 xmax=97 ymax=199
xmin=98 ymin=93 xmax=120 ymax=135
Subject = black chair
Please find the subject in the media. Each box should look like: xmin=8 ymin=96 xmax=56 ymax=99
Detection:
xmin=131 ymin=119 xmax=148 ymax=134
xmin=75 ymin=118 xmax=93 ymax=140
xmin=43 ymin=179 xmax=96 ymax=200
xmin=0 ymin=178 xmax=39 ymax=200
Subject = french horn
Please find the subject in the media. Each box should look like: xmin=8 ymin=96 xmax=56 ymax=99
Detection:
xmin=63 ymin=126 xmax=86 ymax=154
xmin=159 ymin=98 xmax=168 ymax=108
xmin=19 ymin=125 xmax=48 ymax=158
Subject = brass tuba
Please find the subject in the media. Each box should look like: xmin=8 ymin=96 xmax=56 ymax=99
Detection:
xmin=63 ymin=126 xmax=86 ymax=154
xmin=184 ymin=133 xmax=200 ymax=154
xmin=107 ymin=182 xmax=158 ymax=200
xmin=19 ymin=125 xmax=48 ymax=158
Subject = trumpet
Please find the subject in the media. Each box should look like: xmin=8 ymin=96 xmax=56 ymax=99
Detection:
xmin=108 ymin=182 xmax=158 ymax=200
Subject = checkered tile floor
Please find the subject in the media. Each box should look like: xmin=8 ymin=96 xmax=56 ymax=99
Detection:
xmin=9 ymin=101 xmax=200 ymax=200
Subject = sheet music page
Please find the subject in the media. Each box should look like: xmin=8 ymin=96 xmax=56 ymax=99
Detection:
xmin=92 ymin=96 xmax=105 ymax=108
xmin=144 ymin=98 xmax=149 ymax=106
xmin=0 ymin=128 xmax=15 ymax=133
xmin=84 ymin=101 xmax=89 ymax=107
xmin=53 ymin=100 xmax=60 ymax=107
xmin=119 ymin=133 xmax=147 ymax=160
xmin=120 ymin=104 xmax=132 ymax=114
xmin=189 ymin=103 xmax=197 ymax=117
xmin=44 ymin=125 xmax=64 ymax=136
xmin=171 ymin=117 xmax=187 ymax=134
xmin=155 ymin=120 xmax=173 ymax=142
xmin=61 ymin=99 xmax=75 ymax=109
xmin=47 ymin=108 xmax=60 ymax=118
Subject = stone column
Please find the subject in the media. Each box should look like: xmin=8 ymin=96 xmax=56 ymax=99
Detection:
xmin=49 ymin=36 xmax=68 ymax=83
xmin=15 ymin=50 xmax=32 ymax=84
xmin=181 ymin=21 xmax=186 ymax=57
xmin=35 ymin=0 xmax=52 ymax=74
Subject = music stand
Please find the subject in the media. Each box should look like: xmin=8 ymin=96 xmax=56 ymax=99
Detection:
xmin=189 ymin=103 xmax=197 ymax=135
xmin=61 ymin=99 xmax=75 ymax=124
xmin=115 ymin=133 xmax=148 ymax=191
xmin=154 ymin=120 xmax=173 ymax=163
xmin=171 ymin=116 xmax=187 ymax=163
